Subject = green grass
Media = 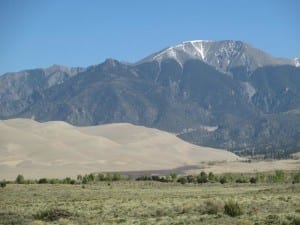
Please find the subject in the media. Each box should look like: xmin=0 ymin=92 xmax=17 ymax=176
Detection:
xmin=0 ymin=182 xmax=299 ymax=225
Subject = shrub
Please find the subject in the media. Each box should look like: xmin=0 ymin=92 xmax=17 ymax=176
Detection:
xmin=76 ymin=175 xmax=83 ymax=182
xmin=208 ymin=172 xmax=215 ymax=181
xmin=82 ymin=175 xmax=88 ymax=184
xmin=83 ymin=173 xmax=94 ymax=182
xmin=224 ymin=200 xmax=243 ymax=217
xmin=270 ymin=170 xmax=285 ymax=183
xmin=170 ymin=173 xmax=177 ymax=181
xmin=264 ymin=214 xmax=281 ymax=225
xmin=151 ymin=175 xmax=161 ymax=181
xmin=291 ymin=215 xmax=300 ymax=225
xmin=34 ymin=208 xmax=72 ymax=221
xmin=202 ymin=199 xmax=223 ymax=214
xmin=197 ymin=172 xmax=208 ymax=183
xmin=235 ymin=177 xmax=248 ymax=183
xmin=220 ymin=176 xmax=227 ymax=184
xmin=105 ymin=173 xmax=113 ymax=182
xmin=136 ymin=175 xmax=151 ymax=181
xmin=97 ymin=173 xmax=105 ymax=181
xmin=177 ymin=177 xmax=187 ymax=185
xmin=292 ymin=172 xmax=300 ymax=184
xmin=63 ymin=177 xmax=71 ymax=184
xmin=49 ymin=178 xmax=60 ymax=184
xmin=250 ymin=177 xmax=257 ymax=184
xmin=187 ymin=175 xmax=196 ymax=183
xmin=70 ymin=179 xmax=76 ymax=185
xmin=16 ymin=174 xmax=25 ymax=184
xmin=38 ymin=178 xmax=48 ymax=184
xmin=0 ymin=180 xmax=6 ymax=188
xmin=112 ymin=173 xmax=121 ymax=181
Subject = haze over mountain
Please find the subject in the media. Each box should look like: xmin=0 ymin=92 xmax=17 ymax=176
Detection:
xmin=0 ymin=119 xmax=238 ymax=179
xmin=1 ymin=40 xmax=300 ymax=157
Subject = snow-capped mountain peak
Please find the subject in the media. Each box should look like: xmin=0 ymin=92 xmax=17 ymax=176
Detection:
xmin=139 ymin=40 xmax=296 ymax=73
xmin=294 ymin=58 xmax=300 ymax=67
xmin=150 ymin=40 xmax=213 ymax=67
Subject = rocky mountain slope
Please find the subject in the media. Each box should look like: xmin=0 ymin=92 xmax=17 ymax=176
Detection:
xmin=1 ymin=40 xmax=299 ymax=157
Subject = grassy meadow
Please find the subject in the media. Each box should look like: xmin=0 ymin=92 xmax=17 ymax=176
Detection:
xmin=1 ymin=181 xmax=300 ymax=225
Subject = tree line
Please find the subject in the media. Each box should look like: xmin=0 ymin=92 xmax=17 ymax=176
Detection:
xmin=1 ymin=170 xmax=299 ymax=188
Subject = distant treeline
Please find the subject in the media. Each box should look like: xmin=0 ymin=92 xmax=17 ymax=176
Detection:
xmin=1 ymin=170 xmax=299 ymax=188
xmin=136 ymin=170 xmax=300 ymax=184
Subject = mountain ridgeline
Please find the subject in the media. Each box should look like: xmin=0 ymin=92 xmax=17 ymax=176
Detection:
xmin=1 ymin=40 xmax=300 ymax=157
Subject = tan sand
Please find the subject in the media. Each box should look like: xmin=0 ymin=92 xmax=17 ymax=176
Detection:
xmin=0 ymin=119 xmax=239 ymax=180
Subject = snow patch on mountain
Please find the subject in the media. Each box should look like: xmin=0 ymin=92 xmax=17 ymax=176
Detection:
xmin=241 ymin=82 xmax=256 ymax=100
xmin=139 ymin=40 xmax=297 ymax=73
xmin=295 ymin=58 xmax=300 ymax=67
xmin=178 ymin=125 xmax=218 ymax=135
xmin=151 ymin=40 xmax=212 ymax=67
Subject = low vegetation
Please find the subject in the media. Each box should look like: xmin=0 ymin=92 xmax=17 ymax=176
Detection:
xmin=224 ymin=200 xmax=243 ymax=217
xmin=4 ymin=170 xmax=300 ymax=187
xmin=0 ymin=180 xmax=299 ymax=225
xmin=1 ymin=170 xmax=299 ymax=224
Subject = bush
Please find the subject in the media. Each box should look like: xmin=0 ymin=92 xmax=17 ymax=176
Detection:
xmin=112 ymin=173 xmax=121 ymax=181
xmin=250 ymin=177 xmax=257 ymax=184
xmin=77 ymin=174 xmax=83 ymax=182
xmin=34 ymin=208 xmax=72 ymax=221
xmin=0 ymin=180 xmax=6 ymax=188
xmin=82 ymin=175 xmax=89 ymax=184
xmin=70 ymin=179 xmax=76 ymax=185
xmin=38 ymin=178 xmax=48 ymax=184
xmin=270 ymin=170 xmax=285 ymax=183
xmin=235 ymin=177 xmax=248 ymax=183
xmin=97 ymin=173 xmax=105 ymax=181
xmin=291 ymin=215 xmax=300 ymax=225
xmin=63 ymin=177 xmax=71 ymax=184
xmin=208 ymin=172 xmax=215 ymax=181
xmin=292 ymin=172 xmax=300 ymax=184
xmin=170 ymin=173 xmax=177 ymax=181
xmin=16 ymin=174 xmax=25 ymax=184
xmin=136 ymin=175 xmax=152 ymax=181
xmin=49 ymin=178 xmax=60 ymax=184
xmin=187 ymin=175 xmax=196 ymax=183
xmin=202 ymin=199 xmax=223 ymax=215
xmin=264 ymin=214 xmax=281 ymax=225
xmin=197 ymin=172 xmax=208 ymax=183
xmin=220 ymin=176 xmax=227 ymax=184
xmin=224 ymin=200 xmax=243 ymax=217
xmin=105 ymin=173 xmax=113 ymax=182
xmin=177 ymin=177 xmax=187 ymax=185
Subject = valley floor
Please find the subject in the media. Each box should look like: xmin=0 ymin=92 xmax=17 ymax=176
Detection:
xmin=0 ymin=182 xmax=299 ymax=225
xmin=187 ymin=158 xmax=300 ymax=175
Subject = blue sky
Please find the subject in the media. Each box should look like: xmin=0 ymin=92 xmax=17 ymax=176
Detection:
xmin=0 ymin=0 xmax=299 ymax=74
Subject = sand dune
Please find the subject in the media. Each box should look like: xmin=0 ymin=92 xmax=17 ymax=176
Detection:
xmin=0 ymin=119 xmax=239 ymax=180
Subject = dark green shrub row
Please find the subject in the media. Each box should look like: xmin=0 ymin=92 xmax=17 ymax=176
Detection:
xmin=12 ymin=172 xmax=130 ymax=185
xmin=136 ymin=170 xmax=300 ymax=185
xmin=10 ymin=170 xmax=300 ymax=185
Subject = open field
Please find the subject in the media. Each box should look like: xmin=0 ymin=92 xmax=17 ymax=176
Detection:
xmin=0 ymin=182 xmax=299 ymax=225
xmin=185 ymin=159 xmax=300 ymax=175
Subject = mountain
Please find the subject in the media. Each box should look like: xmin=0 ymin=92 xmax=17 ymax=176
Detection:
xmin=0 ymin=64 xmax=84 ymax=118
xmin=0 ymin=40 xmax=299 ymax=157
xmin=139 ymin=40 xmax=297 ymax=73
xmin=0 ymin=119 xmax=238 ymax=179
